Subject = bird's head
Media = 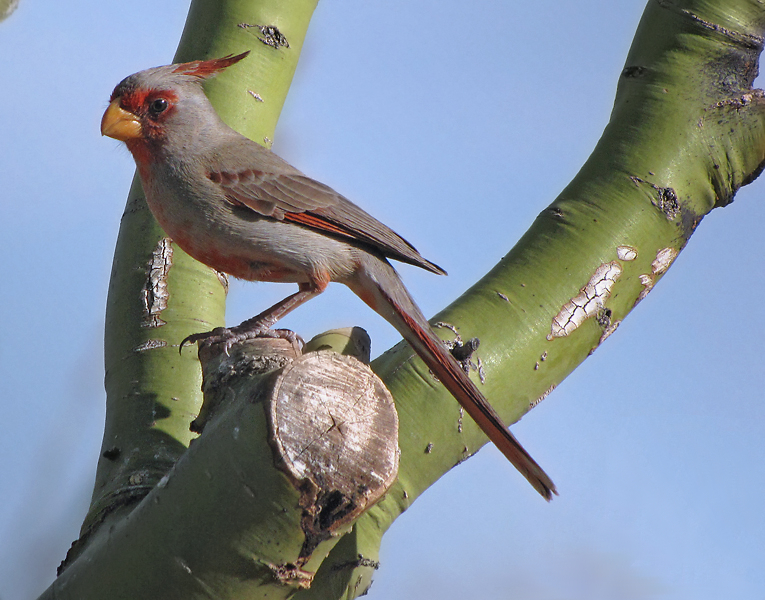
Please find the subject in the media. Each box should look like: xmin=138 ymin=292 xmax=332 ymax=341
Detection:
xmin=101 ymin=52 xmax=249 ymax=160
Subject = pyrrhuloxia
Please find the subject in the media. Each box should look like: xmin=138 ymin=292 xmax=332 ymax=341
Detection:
xmin=101 ymin=52 xmax=556 ymax=500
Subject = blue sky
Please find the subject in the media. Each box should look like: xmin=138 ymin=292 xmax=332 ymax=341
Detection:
xmin=1 ymin=1 xmax=764 ymax=599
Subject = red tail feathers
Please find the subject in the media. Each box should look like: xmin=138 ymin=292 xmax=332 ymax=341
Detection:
xmin=361 ymin=260 xmax=557 ymax=500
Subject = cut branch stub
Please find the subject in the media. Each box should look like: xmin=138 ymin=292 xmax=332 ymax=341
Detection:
xmin=267 ymin=351 xmax=399 ymax=559
xmin=193 ymin=337 xmax=299 ymax=433
xmin=196 ymin=337 xmax=399 ymax=572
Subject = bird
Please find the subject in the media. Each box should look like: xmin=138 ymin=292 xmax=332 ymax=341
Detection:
xmin=101 ymin=52 xmax=556 ymax=500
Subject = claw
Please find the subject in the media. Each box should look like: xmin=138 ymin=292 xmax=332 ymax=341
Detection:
xmin=179 ymin=327 xmax=229 ymax=354
xmin=178 ymin=324 xmax=303 ymax=355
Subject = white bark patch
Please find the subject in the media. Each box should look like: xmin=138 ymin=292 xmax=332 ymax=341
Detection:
xmin=636 ymin=247 xmax=678 ymax=304
xmin=174 ymin=557 xmax=192 ymax=575
xmin=215 ymin=270 xmax=229 ymax=293
xmin=547 ymin=262 xmax=622 ymax=340
xmin=530 ymin=384 xmax=556 ymax=408
xmin=651 ymin=247 xmax=678 ymax=275
xmin=598 ymin=320 xmax=621 ymax=346
xmin=133 ymin=339 xmax=168 ymax=352
xmin=142 ymin=238 xmax=173 ymax=328
xmin=616 ymin=245 xmax=638 ymax=261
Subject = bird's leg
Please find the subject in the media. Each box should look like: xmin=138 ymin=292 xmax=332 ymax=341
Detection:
xmin=181 ymin=281 xmax=324 ymax=354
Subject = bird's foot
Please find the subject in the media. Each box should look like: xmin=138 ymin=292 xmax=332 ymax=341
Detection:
xmin=181 ymin=324 xmax=303 ymax=356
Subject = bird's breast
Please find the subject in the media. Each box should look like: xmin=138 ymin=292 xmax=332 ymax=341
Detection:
xmin=139 ymin=162 xmax=358 ymax=284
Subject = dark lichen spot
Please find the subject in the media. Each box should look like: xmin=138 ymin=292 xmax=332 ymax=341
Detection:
xmin=331 ymin=554 xmax=381 ymax=573
xmin=596 ymin=308 xmax=612 ymax=329
xmin=622 ymin=65 xmax=647 ymax=78
xmin=654 ymin=186 xmax=680 ymax=220
xmin=239 ymin=23 xmax=290 ymax=49
xmin=102 ymin=447 xmax=121 ymax=461
xmin=450 ymin=337 xmax=479 ymax=362
xmin=317 ymin=490 xmax=355 ymax=530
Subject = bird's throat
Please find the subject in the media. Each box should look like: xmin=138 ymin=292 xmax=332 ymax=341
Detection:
xmin=127 ymin=139 xmax=159 ymax=170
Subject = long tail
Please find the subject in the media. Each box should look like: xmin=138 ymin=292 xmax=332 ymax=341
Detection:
xmin=349 ymin=255 xmax=557 ymax=500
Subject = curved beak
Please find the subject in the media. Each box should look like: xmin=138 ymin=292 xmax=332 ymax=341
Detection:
xmin=101 ymin=98 xmax=142 ymax=141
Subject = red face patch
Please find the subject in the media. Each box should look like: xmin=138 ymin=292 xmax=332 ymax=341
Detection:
xmin=119 ymin=89 xmax=178 ymax=118
xmin=117 ymin=88 xmax=179 ymax=145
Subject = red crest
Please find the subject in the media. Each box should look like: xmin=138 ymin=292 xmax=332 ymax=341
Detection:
xmin=172 ymin=51 xmax=250 ymax=79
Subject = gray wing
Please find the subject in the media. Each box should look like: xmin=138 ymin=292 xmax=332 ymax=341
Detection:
xmin=206 ymin=139 xmax=446 ymax=275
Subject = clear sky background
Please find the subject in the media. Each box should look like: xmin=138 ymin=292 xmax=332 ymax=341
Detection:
xmin=1 ymin=1 xmax=764 ymax=599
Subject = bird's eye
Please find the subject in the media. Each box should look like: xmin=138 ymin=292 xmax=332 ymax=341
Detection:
xmin=149 ymin=98 xmax=168 ymax=115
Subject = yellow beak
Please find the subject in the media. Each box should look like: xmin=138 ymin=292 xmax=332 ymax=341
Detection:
xmin=101 ymin=98 xmax=142 ymax=141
